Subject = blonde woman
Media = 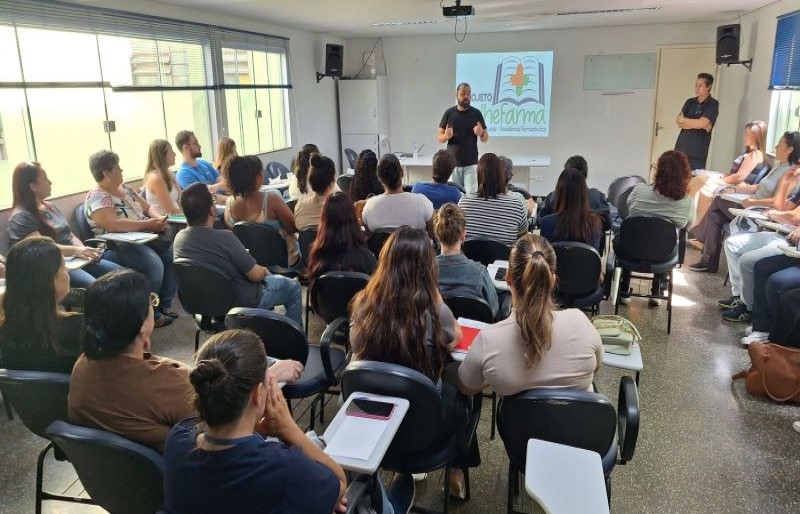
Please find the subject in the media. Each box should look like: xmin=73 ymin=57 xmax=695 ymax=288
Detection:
xmin=144 ymin=139 xmax=182 ymax=215
xmin=213 ymin=137 xmax=238 ymax=176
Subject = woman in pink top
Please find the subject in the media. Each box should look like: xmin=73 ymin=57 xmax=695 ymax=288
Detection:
xmin=457 ymin=234 xmax=603 ymax=397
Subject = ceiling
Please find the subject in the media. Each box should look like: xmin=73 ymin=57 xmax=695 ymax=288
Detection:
xmin=151 ymin=0 xmax=775 ymax=38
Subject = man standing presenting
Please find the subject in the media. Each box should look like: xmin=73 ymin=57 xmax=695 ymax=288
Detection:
xmin=675 ymin=73 xmax=719 ymax=171
xmin=438 ymin=83 xmax=489 ymax=194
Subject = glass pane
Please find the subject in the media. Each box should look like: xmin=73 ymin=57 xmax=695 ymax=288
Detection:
xmin=0 ymin=89 xmax=33 ymax=208
xmin=225 ymin=89 xmax=244 ymax=149
xmin=267 ymin=52 xmax=285 ymax=85
xmin=26 ymin=88 xmax=108 ymax=198
xmin=0 ymin=25 xmax=22 ymax=82
xmin=163 ymin=90 xmax=211 ymax=160
xmin=222 ymin=48 xmax=251 ymax=85
xmin=17 ymin=27 xmax=101 ymax=82
xmin=237 ymin=89 xmax=260 ymax=154
xmin=106 ymin=90 xmax=167 ymax=178
xmin=252 ymin=51 xmax=269 ymax=84
xmin=256 ymin=90 xmax=273 ymax=152
xmin=98 ymin=35 xmax=159 ymax=87
xmin=270 ymin=89 xmax=289 ymax=150
xmin=157 ymin=40 xmax=206 ymax=87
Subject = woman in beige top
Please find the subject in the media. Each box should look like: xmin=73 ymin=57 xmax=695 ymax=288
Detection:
xmin=293 ymin=154 xmax=336 ymax=230
xmin=458 ymin=234 xmax=603 ymax=397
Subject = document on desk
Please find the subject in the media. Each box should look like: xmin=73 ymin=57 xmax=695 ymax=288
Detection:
xmin=65 ymin=256 xmax=91 ymax=270
xmin=324 ymin=415 xmax=387 ymax=461
xmin=101 ymin=232 xmax=158 ymax=244
xmin=719 ymin=193 xmax=752 ymax=204
xmin=728 ymin=208 xmax=767 ymax=220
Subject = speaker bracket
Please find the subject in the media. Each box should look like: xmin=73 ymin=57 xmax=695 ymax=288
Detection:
xmin=316 ymin=72 xmax=329 ymax=83
xmin=725 ymin=59 xmax=753 ymax=72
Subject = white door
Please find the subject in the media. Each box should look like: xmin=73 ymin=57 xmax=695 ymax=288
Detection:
xmin=650 ymin=46 xmax=718 ymax=175
xmin=339 ymin=79 xmax=378 ymax=134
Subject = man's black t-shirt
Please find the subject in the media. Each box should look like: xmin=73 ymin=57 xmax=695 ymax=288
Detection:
xmin=674 ymin=96 xmax=719 ymax=167
xmin=439 ymin=106 xmax=486 ymax=167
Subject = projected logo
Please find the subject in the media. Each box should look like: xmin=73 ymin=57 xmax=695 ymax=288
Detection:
xmin=492 ymin=57 xmax=545 ymax=107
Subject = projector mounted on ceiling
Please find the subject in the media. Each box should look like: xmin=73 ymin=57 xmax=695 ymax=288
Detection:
xmin=443 ymin=0 xmax=474 ymax=18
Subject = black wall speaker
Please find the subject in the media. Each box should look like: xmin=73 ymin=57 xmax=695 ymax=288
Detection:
xmin=716 ymin=24 xmax=741 ymax=64
xmin=325 ymin=44 xmax=344 ymax=77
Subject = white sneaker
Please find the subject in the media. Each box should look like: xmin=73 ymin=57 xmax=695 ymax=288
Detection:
xmin=744 ymin=325 xmax=753 ymax=336
xmin=740 ymin=331 xmax=769 ymax=346
xmin=411 ymin=473 xmax=427 ymax=482
xmin=619 ymin=295 xmax=632 ymax=305
xmin=793 ymin=421 xmax=800 ymax=434
xmin=648 ymin=298 xmax=662 ymax=307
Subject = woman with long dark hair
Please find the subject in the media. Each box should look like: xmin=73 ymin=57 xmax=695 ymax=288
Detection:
xmin=294 ymin=154 xmax=337 ymax=229
xmin=350 ymin=149 xmax=383 ymax=201
xmin=288 ymin=143 xmax=320 ymax=200
xmin=539 ymin=168 xmax=603 ymax=253
xmin=0 ymin=237 xmax=80 ymax=373
xmin=8 ymin=161 xmax=123 ymax=288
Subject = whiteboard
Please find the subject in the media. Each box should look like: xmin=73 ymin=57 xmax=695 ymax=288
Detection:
xmin=583 ymin=54 xmax=656 ymax=90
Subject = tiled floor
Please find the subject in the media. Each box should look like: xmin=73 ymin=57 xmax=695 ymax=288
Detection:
xmin=1 ymin=246 xmax=799 ymax=513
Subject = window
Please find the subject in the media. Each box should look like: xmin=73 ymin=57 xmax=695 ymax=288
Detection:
xmin=767 ymin=10 xmax=800 ymax=150
xmin=0 ymin=0 xmax=292 ymax=208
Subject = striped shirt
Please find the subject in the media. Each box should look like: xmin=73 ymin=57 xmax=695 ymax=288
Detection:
xmin=459 ymin=193 xmax=528 ymax=246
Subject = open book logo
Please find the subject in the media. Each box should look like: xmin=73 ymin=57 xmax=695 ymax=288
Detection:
xmin=492 ymin=57 xmax=545 ymax=106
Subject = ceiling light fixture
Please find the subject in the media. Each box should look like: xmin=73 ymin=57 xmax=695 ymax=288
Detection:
xmin=554 ymin=6 xmax=661 ymax=16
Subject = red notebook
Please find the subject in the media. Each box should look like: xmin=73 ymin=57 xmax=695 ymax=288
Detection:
xmin=454 ymin=325 xmax=482 ymax=353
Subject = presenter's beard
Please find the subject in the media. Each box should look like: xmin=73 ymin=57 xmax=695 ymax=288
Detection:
xmin=458 ymin=100 xmax=470 ymax=109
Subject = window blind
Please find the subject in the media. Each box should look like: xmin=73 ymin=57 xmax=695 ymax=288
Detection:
xmin=770 ymin=9 xmax=800 ymax=90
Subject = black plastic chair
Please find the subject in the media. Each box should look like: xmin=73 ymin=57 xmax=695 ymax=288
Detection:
xmin=497 ymin=377 xmax=639 ymax=513
xmin=552 ymin=242 xmax=604 ymax=314
xmin=613 ymin=214 xmax=680 ymax=333
xmin=46 ymin=420 xmax=164 ymax=514
xmin=344 ymin=148 xmax=358 ymax=169
xmin=298 ymin=226 xmax=318 ymax=269
xmin=266 ymin=161 xmax=290 ymax=179
xmin=225 ymin=308 xmax=347 ymax=430
xmin=607 ymin=176 xmax=646 ymax=210
xmin=307 ymin=271 xmax=370 ymax=333
xmin=341 ymin=360 xmax=482 ymax=514
xmin=173 ymin=260 xmax=236 ymax=351
xmin=610 ymin=185 xmax=637 ymax=234
xmin=73 ymin=203 xmax=117 ymax=251
xmin=463 ymin=238 xmax=510 ymax=266
xmin=367 ymin=228 xmax=396 ymax=259
xmin=0 ymin=369 xmax=91 ymax=514
xmin=337 ymin=174 xmax=354 ymax=196
xmin=286 ymin=199 xmax=298 ymax=213
xmin=232 ymin=222 xmax=297 ymax=277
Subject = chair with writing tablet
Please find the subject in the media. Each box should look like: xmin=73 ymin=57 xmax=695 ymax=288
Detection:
xmin=308 ymin=271 xmax=369 ymax=335
xmin=73 ymin=203 xmax=118 ymax=252
xmin=463 ymin=238 xmax=510 ymax=267
xmin=46 ymin=420 xmax=164 ymax=514
xmin=344 ymin=148 xmax=358 ymax=170
xmin=366 ymin=228 xmax=396 ymax=260
xmin=266 ymin=161 xmax=290 ymax=180
xmin=336 ymin=174 xmax=354 ymax=196
xmin=173 ymin=260 xmax=235 ymax=351
xmin=341 ymin=360 xmax=481 ymax=514
xmin=225 ymin=308 xmax=347 ymax=431
xmin=232 ymin=222 xmax=298 ymax=278
xmin=552 ymin=242 xmax=603 ymax=315
xmin=497 ymin=377 xmax=640 ymax=513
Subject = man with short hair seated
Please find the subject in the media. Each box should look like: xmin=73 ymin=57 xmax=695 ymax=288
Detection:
xmin=173 ymin=183 xmax=303 ymax=326
xmin=411 ymin=149 xmax=462 ymax=209
xmin=175 ymin=130 xmax=228 ymax=201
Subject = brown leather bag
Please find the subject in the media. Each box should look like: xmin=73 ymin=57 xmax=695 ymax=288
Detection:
xmin=733 ymin=342 xmax=800 ymax=403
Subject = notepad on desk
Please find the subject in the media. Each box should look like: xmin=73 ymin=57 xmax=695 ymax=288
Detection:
xmin=324 ymin=415 xmax=387 ymax=461
xmin=453 ymin=318 xmax=489 ymax=355
xmin=65 ymin=256 xmax=91 ymax=270
xmin=728 ymin=208 xmax=768 ymax=220
xmin=719 ymin=192 xmax=752 ymax=204
xmin=100 ymin=232 xmax=158 ymax=244
xmin=166 ymin=214 xmax=187 ymax=224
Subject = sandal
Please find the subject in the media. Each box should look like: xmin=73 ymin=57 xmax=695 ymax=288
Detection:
xmin=154 ymin=315 xmax=174 ymax=328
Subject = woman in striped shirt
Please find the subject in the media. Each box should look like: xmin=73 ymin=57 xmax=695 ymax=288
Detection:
xmin=458 ymin=153 xmax=528 ymax=247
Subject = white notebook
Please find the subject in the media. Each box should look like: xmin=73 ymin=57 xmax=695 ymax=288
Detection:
xmin=101 ymin=232 xmax=158 ymax=244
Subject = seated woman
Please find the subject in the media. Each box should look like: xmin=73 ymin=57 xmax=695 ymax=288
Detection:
xmin=539 ymin=168 xmax=604 ymax=254
xmin=361 ymin=154 xmax=434 ymax=232
xmin=764 ymin=287 xmax=800 ymax=349
xmin=411 ymin=150 xmax=462 ymax=209
xmin=538 ymin=155 xmax=610 ymax=229
xmin=293 ymin=154 xmax=336 ymax=230
xmin=457 ymin=234 xmax=602 ymax=396
xmin=224 ymin=155 xmax=300 ymax=267
xmin=0 ymin=237 xmax=80 ymax=373
xmin=350 ymin=149 xmax=383 ymax=202
xmin=458 ymin=153 xmax=528 ymax=247
xmin=743 ymin=250 xmax=800 ymax=346
xmin=8 ymin=161 xmax=122 ymax=288
xmin=162 ymin=330 xmax=346 ymax=514
xmin=288 ymin=143 xmax=319 ymax=200
xmin=690 ymin=131 xmax=799 ymax=273
xmin=688 ymin=120 xmax=769 ymax=227
xmin=434 ymin=203 xmax=500 ymax=318
xmin=350 ymin=227 xmax=474 ymax=501
xmin=84 ymin=150 xmax=177 ymax=326
xmin=307 ymin=192 xmax=376 ymax=286
xmin=619 ymin=150 xmax=694 ymax=306
xmin=213 ymin=136 xmax=238 ymax=177
xmin=143 ymin=139 xmax=182 ymax=215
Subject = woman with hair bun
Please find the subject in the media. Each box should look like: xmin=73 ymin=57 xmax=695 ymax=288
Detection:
xmin=458 ymin=234 xmax=602 ymax=396
xmin=293 ymin=154 xmax=337 ymax=229
xmin=288 ymin=143 xmax=320 ymax=200
xmin=163 ymin=329 xmax=346 ymax=514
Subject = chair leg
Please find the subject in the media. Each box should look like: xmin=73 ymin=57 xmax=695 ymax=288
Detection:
xmin=443 ymin=465 xmax=450 ymax=514
xmin=490 ymin=391 xmax=497 ymax=440
xmin=35 ymin=443 xmax=50 ymax=514
xmin=3 ymin=392 xmax=12 ymax=421
xmin=194 ymin=329 xmax=200 ymax=352
xmin=464 ymin=466 xmax=471 ymax=501
xmin=667 ymin=270 xmax=674 ymax=334
xmin=506 ymin=463 xmax=515 ymax=514
xmin=304 ymin=289 xmax=310 ymax=334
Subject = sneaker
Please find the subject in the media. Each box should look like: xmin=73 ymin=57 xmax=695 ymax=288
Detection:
xmin=411 ymin=473 xmax=427 ymax=482
xmin=717 ymin=296 xmax=742 ymax=310
xmin=741 ymin=331 xmax=769 ymax=346
xmin=745 ymin=325 xmax=754 ymax=336
xmin=619 ymin=290 xmax=632 ymax=305
xmin=723 ymin=303 xmax=751 ymax=322
xmin=387 ymin=473 xmax=415 ymax=514
xmin=448 ymin=468 xmax=466 ymax=500
xmin=689 ymin=261 xmax=715 ymax=272
xmin=648 ymin=298 xmax=662 ymax=307
xmin=793 ymin=421 xmax=800 ymax=434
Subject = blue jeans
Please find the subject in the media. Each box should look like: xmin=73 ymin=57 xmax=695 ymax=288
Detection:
xmin=751 ymin=255 xmax=800 ymax=332
xmin=259 ymin=274 xmax=302 ymax=327
xmin=68 ymin=258 xmax=125 ymax=288
xmin=451 ymin=165 xmax=478 ymax=195
xmin=106 ymin=242 xmax=177 ymax=311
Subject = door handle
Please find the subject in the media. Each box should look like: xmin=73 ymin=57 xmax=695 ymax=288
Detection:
xmin=655 ymin=122 xmax=663 ymax=137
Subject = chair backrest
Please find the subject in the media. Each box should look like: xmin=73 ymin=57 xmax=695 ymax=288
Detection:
xmin=266 ymin=161 xmax=289 ymax=179
xmin=616 ymin=214 xmax=678 ymax=263
xmin=442 ymin=294 xmax=494 ymax=324
xmin=298 ymin=226 xmax=318 ymax=268
xmin=336 ymin=174 xmax=354 ymax=196
xmin=607 ymin=176 xmax=646 ymax=209
xmin=463 ymin=238 xmax=510 ymax=266
xmin=616 ymin=186 xmax=636 ymax=220
xmin=367 ymin=228 xmax=396 ymax=259
xmin=341 ymin=360 xmax=445 ymax=454
xmin=286 ymin=199 xmax=298 ymax=213
xmin=74 ymin=203 xmax=93 ymax=242
xmin=173 ymin=260 xmax=236 ymax=318
xmin=344 ymin=148 xmax=358 ymax=169
xmin=552 ymin=242 xmax=602 ymax=298
xmin=0 ymin=369 xmax=70 ymax=439
xmin=225 ymin=307 xmax=310 ymax=364
xmin=497 ymin=388 xmax=617 ymax=471
xmin=47 ymin=420 xmax=164 ymax=514
xmin=508 ymin=183 xmax=532 ymax=200
xmin=312 ymin=271 xmax=370 ymax=323
xmin=232 ymin=222 xmax=289 ymax=268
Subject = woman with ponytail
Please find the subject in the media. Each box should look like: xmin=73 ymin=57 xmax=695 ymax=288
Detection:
xmin=293 ymin=154 xmax=337 ymax=229
xmin=458 ymin=234 xmax=602 ymax=397
xmin=288 ymin=143 xmax=320 ymax=200
xmin=162 ymin=330 xmax=346 ymax=514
